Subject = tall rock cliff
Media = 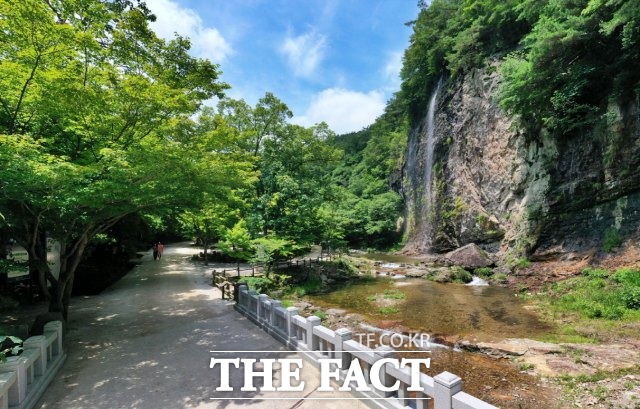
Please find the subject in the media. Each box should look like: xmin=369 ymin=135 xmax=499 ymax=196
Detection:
xmin=401 ymin=64 xmax=640 ymax=259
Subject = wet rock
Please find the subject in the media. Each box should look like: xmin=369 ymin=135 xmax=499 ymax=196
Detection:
xmin=459 ymin=338 xmax=562 ymax=358
xmin=430 ymin=268 xmax=454 ymax=283
xmin=325 ymin=308 xmax=346 ymax=316
xmin=445 ymin=243 xmax=494 ymax=269
xmin=405 ymin=268 xmax=428 ymax=277
xmin=294 ymin=301 xmax=312 ymax=310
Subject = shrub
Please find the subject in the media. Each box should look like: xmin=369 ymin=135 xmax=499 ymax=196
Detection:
xmin=612 ymin=268 xmax=640 ymax=287
xmin=313 ymin=310 xmax=327 ymax=321
xmin=602 ymin=228 xmax=622 ymax=252
xmin=451 ymin=266 xmax=472 ymax=283
xmin=515 ymin=258 xmax=531 ymax=269
xmin=494 ymin=273 xmax=508 ymax=283
xmin=0 ymin=336 xmax=23 ymax=363
xmin=622 ymin=288 xmax=640 ymax=310
xmin=582 ymin=268 xmax=609 ymax=279
xmin=474 ymin=267 xmax=494 ymax=277
xmin=291 ymin=275 xmax=323 ymax=297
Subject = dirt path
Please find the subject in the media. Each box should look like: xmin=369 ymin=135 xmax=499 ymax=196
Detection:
xmin=35 ymin=243 xmax=361 ymax=409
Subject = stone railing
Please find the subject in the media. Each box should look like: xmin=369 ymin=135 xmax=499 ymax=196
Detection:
xmin=0 ymin=321 xmax=66 ymax=409
xmin=234 ymin=285 xmax=497 ymax=409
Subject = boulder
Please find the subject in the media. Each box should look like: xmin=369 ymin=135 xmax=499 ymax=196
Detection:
xmin=404 ymin=268 xmax=428 ymax=278
xmin=445 ymin=243 xmax=493 ymax=270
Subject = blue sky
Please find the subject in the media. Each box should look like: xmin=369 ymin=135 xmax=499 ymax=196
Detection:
xmin=146 ymin=0 xmax=419 ymax=134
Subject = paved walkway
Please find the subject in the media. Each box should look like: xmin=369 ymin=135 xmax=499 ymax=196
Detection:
xmin=36 ymin=244 xmax=364 ymax=409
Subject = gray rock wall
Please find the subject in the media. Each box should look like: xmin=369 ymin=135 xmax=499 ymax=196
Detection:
xmin=401 ymin=64 xmax=640 ymax=259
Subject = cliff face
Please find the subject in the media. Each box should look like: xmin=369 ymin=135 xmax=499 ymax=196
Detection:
xmin=401 ymin=64 xmax=640 ymax=259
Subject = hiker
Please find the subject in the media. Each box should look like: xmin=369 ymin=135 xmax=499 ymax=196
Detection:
xmin=152 ymin=243 xmax=158 ymax=260
xmin=157 ymin=242 xmax=164 ymax=259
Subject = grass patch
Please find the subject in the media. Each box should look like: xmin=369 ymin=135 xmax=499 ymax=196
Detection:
xmin=543 ymin=267 xmax=640 ymax=320
xmin=518 ymin=362 xmax=535 ymax=371
xmin=474 ymin=267 xmax=494 ymax=278
xmin=313 ymin=310 xmax=327 ymax=321
xmin=378 ymin=307 xmax=400 ymax=315
xmin=535 ymin=325 xmax=598 ymax=344
xmin=382 ymin=289 xmax=406 ymax=300
xmin=531 ymin=267 xmax=640 ymax=342
xmin=291 ymin=275 xmax=323 ymax=297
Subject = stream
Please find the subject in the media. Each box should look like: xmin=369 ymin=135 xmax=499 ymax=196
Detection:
xmin=305 ymin=257 xmax=557 ymax=408
xmin=309 ymin=277 xmax=549 ymax=342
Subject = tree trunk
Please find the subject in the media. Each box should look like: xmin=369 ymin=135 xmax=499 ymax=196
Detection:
xmin=0 ymin=227 xmax=9 ymax=260
xmin=48 ymin=235 xmax=89 ymax=320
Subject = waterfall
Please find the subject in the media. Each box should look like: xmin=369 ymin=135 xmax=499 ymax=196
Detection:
xmin=421 ymin=78 xmax=444 ymax=247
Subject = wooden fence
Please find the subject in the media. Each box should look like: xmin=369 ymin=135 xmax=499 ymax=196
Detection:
xmin=211 ymin=255 xmax=330 ymax=299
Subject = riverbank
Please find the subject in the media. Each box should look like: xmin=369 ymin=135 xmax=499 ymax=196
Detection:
xmin=243 ymin=251 xmax=640 ymax=408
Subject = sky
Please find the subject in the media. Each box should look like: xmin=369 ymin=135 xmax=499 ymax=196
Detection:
xmin=144 ymin=0 xmax=419 ymax=134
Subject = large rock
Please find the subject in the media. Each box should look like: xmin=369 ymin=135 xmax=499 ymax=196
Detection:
xmin=444 ymin=243 xmax=493 ymax=269
xmin=402 ymin=63 xmax=640 ymax=257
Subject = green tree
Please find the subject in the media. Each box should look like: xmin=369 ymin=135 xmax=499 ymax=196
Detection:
xmin=0 ymin=0 xmax=233 ymax=318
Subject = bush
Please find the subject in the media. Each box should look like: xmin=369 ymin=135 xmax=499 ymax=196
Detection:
xmin=474 ymin=267 xmax=494 ymax=277
xmin=451 ymin=266 xmax=473 ymax=283
xmin=494 ymin=273 xmax=508 ymax=283
xmin=292 ymin=275 xmax=323 ymax=297
xmin=239 ymin=273 xmax=290 ymax=294
xmin=622 ymin=288 xmax=640 ymax=310
xmin=582 ymin=268 xmax=609 ymax=279
xmin=547 ymin=267 xmax=640 ymax=320
xmin=313 ymin=310 xmax=327 ymax=321
xmin=602 ymin=228 xmax=622 ymax=252
xmin=0 ymin=336 xmax=23 ymax=363
xmin=612 ymin=268 xmax=640 ymax=287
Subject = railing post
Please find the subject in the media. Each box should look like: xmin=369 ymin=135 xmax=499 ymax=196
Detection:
xmin=270 ymin=300 xmax=281 ymax=328
xmin=258 ymin=294 xmax=268 ymax=324
xmin=23 ymin=336 xmax=47 ymax=376
xmin=374 ymin=346 xmax=396 ymax=397
xmin=434 ymin=372 xmax=463 ymax=409
xmin=286 ymin=307 xmax=299 ymax=341
xmin=334 ymin=328 xmax=352 ymax=369
xmin=306 ymin=316 xmax=321 ymax=351
xmin=44 ymin=321 xmax=63 ymax=357
xmin=0 ymin=357 xmax=27 ymax=407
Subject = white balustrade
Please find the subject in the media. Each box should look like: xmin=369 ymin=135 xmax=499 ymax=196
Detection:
xmin=0 ymin=321 xmax=66 ymax=409
xmin=233 ymin=284 xmax=498 ymax=409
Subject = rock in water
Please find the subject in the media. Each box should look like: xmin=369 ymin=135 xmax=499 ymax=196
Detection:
xmin=445 ymin=243 xmax=493 ymax=269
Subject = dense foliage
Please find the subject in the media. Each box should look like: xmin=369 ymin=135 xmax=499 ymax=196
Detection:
xmin=327 ymin=103 xmax=409 ymax=249
xmin=399 ymin=0 xmax=640 ymax=135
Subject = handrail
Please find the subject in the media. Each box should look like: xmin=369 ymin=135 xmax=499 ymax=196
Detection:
xmin=233 ymin=285 xmax=498 ymax=409
xmin=0 ymin=321 xmax=66 ymax=409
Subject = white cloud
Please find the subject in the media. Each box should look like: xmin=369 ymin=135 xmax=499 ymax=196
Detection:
xmin=146 ymin=0 xmax=232 ymax=62
xmin=280 ymin=31 xmax=326 ymax=78
xmin=384 ymin=50 xmax=403 ymax=89
xmin=293 ymin=88 xmax=386 ymax=134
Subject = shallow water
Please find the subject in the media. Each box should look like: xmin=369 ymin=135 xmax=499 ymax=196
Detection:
xmin=308 ymin=277 xmax=557 ymax=408
xmin=358 ymin=252 xmax=426 ymax=264
xmin=309 ymin=278 xmax=550 ymax=342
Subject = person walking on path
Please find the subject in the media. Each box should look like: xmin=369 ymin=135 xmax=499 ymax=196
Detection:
xmin=157 ymin=242 xmax=164 ymax=259
xmin=152 ymin=243 xmax=158 ymax=260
